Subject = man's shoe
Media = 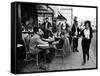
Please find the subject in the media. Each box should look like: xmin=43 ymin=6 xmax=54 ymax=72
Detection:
xmin=73 ymin=48 xmax=75 ymax=52
xmin=81 ymin=62 xmax=86 ymax=65
xmin=39 ymin=65 xmax=47 ymax=70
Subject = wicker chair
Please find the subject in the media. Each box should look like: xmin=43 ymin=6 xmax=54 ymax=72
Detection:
xmin=23 ymin=35 xmax=39 ymax=69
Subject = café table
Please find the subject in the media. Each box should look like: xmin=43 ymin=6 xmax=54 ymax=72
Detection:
xmin=37 ymin=44 xmax=51 ymax=50
xmin=37 ymin=43 xmax=54 ymax=52
xmin=37 ymin=43 xmax=53 ymax=70
xmin=42 ymin=38 xmax=55 ymax=44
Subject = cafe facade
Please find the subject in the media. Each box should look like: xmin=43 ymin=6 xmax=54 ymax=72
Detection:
xmin=36 ymin=5 xmax=54 ymax=27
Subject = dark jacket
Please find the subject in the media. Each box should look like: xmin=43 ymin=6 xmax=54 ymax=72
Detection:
xmin=79 ymin=27 xmax=93 ymax=42
xmin=71 ymin=25 xmax=80 ymax=36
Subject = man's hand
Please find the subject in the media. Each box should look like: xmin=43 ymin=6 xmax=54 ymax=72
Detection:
xmin=52 ymin=41 xmax=59 ymax=45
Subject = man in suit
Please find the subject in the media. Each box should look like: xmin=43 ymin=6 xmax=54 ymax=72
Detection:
xmin=42 ymin=17 xmax=52 ymax=39
xmin=42 ymin=17 xmax=52 ymax=30
xmin=71 ymin=17 xmax=80 ymax=52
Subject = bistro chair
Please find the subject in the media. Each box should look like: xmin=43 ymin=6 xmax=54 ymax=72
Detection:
xmin=54 ymin=39 xmax=66 ymax=64
xmin=55 ymin=44 xmax=65 ymax=58
xmin=23 ymin=35 xmax=39 ymax=69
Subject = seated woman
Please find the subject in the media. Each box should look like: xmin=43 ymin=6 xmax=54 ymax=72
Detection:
xmin=53 ymin=29 xmax=61 ymax=42
xmin=52 ymin=32 xmax=65 ymax=49
xmin=52 ymin=31 xmax=71 ymax=56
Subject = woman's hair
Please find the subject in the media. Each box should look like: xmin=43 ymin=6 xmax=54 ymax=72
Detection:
xmin=60 ymin=32 xmax=65 ymax=36
xmin=84 ymin=20 xmax=91 ymax=28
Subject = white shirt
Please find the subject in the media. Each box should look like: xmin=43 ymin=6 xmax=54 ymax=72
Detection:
xmin=84 ymin=28 xmax=90 ymax=39
xmin=45 ymin=22 xmax=48 ymax=29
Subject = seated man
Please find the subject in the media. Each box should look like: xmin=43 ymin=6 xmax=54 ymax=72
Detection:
xmin=29 ymin=27 xmax=48 ymax=70
xmin=29 ymin=27 xmax=48 ymax=54
xmin=52 ymin=32 xmax=65 ymax=49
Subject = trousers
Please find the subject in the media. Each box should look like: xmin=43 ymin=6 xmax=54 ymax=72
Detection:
xmin=82 ymin=38 xmax=91 ymax=63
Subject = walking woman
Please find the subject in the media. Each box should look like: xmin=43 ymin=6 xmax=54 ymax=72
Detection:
xmin=79 ymin=20 xmax=93 ymax=65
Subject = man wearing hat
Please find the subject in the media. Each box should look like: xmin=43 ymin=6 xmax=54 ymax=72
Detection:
xmin=71 ymin=16 xmax=80 ymax=52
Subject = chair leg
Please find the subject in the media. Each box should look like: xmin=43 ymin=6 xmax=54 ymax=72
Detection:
xmin=55 ymin=51 xmax=56 ymax=57
xmin=36 ymin=54 xmax=39 ymax=69
xmin=24 ymin=54 xmax=28 ymax=66
xmin=61 ymin=51 xmax=64 ymax=65
xmin=55 ymin=49 xmax=58 ymax=58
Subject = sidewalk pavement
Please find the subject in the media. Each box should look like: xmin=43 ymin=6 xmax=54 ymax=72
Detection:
xmin=48 ymin=38 xmax=96 ymax=71
xmin=20 ymin=38 xmax=96 ymax=72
